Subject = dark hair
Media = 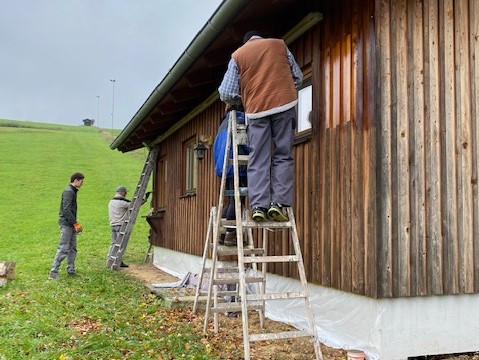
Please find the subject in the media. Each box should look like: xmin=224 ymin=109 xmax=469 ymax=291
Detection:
xmin=243 ymin=30 xmax=263 ymax=43
xmin=70 ymin=172 xmax=84 ymax=182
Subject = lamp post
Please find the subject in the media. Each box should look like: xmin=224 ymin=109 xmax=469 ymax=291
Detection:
xmin=110 ymin=79 xmax=116 ymax=135
xmin=96 ymin=95 xmax=100 ymax=128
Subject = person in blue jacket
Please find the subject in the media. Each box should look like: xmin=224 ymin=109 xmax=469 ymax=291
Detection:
xmin=213 ymin=107 xmax=248 ymax=246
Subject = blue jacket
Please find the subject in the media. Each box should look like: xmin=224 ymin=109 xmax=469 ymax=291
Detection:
xmin=213 ymin=111 xmax=248 ymax=178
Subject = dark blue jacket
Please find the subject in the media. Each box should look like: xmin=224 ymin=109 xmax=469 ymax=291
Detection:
xmin=213 ymin=111 xmax=248 ymax=178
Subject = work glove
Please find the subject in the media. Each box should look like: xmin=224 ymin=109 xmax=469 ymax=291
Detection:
xmin=73 ymin=223 xmax=83 ymax=233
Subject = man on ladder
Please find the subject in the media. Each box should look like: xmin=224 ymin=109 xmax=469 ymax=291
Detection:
xmin=212 ymin=30 xmax=322 ymax=359
xmin=218 ymin=30 xmax=303 ymax=223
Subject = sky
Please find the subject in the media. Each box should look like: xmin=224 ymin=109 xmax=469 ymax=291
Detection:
xmin=0 ymin=0 xmax=224 ymax=130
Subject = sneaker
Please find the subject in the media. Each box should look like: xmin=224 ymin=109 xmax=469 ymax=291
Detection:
xmin=252 ymin=207 xmax=268 ymax=222
xmin=268 ymin=203 xmax=289 ymax=222
xmin=49 ymin=271 xmax=59 ymax=280
xmin=120 ymin=262 xmax=129 ymax=268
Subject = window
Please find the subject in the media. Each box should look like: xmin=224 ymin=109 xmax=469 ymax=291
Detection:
xmin=297 ymin=79 xmax=312 ymax=133
xmin=183 ymin=137 xmax=197 ymax=194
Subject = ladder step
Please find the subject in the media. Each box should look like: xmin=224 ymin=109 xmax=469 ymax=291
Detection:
xmin=213 ymin=274 xmax=263 ymax=285
xmin=243 ymin=255 xmax=299 ymax=264
xmin=210 ymin=302 xmax=263 ymax=313
xmin=243 ymin=220 xmax=293 ymax=228
xmin=217 ymin=247 xmax=264 ymax=256
xmin=224 ymin=187 xmax=248 ymax=197
xmin=246 ymin=291 xmax=306 ymax=301
xmin=249 ymin=330 xmax=313 ymax=342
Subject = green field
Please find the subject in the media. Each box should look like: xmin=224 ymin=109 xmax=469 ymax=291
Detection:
xmin=0 ymin=120 xmax=213 ymax=359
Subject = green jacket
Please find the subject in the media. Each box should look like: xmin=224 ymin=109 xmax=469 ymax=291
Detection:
xmin=58 ymin=184 xmax=78 ymax=226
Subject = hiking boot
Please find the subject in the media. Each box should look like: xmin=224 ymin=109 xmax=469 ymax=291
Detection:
xmin=224 ymin=231 xmax=248 ymax=247
xmin=49 ymin=271 xmax=59 ymax=280
xmin=268 ymin=203 xmax=289 ymax=222
xmin=120 ymin=262 xmax=129 ymax=268
xmin=224 ymin=231 xmax=237 ymax=246
xmin=252 ymin=207 xmax=268 ymax=222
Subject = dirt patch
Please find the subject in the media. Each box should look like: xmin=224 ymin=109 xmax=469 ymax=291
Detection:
xmin=123 ymin=263 xmax=347 ymax=359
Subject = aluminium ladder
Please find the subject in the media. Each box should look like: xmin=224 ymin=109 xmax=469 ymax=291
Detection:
xmin=106 ymin=146 xmax=159 ymax=269
xmin=194 ymin=110 xmax=323 ymax=359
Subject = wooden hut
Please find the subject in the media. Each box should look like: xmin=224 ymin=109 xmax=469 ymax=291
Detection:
xmin=111 ymin=0 xmax=479 ymax=358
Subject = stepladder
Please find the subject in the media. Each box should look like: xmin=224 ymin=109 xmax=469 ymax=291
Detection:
xmin=106 ymin=146 xmax=159 ymax=269
xmin=193 ymin=110 xmax=323 ymax=359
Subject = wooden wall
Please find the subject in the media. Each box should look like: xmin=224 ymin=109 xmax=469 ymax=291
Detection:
xmin=150 ymin=0 xmax=479 ymax=299
xmin=376 ymin=0 xmax=479 ymax=298
xmin=314 ymin=0 xmax=378 ymax=297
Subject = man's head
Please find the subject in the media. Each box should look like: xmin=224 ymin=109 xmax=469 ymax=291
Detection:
xmin=243 ymin=30 xmax=264 ymax=43
xmin=116 ymin=186 xmax=128 ymax=196
xmin=70 ymin=172 xmax=84 ymax=188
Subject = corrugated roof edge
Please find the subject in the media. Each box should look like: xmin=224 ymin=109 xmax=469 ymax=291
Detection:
xmin=110 ymin=0 xmax=250 ymax=150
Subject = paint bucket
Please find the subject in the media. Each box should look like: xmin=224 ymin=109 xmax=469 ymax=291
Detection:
xmin=347 ymin=350 xmax=365 ymax=360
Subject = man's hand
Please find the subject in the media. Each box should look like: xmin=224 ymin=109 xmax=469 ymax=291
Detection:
xmin=74 ymin=223 xmax=83 ymax=233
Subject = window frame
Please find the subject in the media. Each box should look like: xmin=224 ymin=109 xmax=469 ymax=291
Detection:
xmin=182 ymin=136 xmax=198 ymax=196
xmin=294 ymin=67 xmax=313 ymax=144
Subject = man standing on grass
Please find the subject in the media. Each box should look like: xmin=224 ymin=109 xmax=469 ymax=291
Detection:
xmin=49 ymin=172 xmax=84 ymax=279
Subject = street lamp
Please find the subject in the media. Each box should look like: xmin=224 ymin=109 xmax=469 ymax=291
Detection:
xmin=110 ymin=79 xmax=116 ymax=135
xmin=96 ymin=95 xmax=100 ymax=128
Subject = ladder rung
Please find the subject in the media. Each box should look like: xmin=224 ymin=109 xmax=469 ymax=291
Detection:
xmin=217 ymin=247 xmax=264 ymax=256
xmin=249 ymin=330 xmax=313 ymax=342
xmin=213 ymin=274 xmax=263 ymax=285
xmin=210 ymin=302 xmax=263 ymax=313
xmin=224 ymin=187 xmax=248 ymax=197
xmin=243 ymin=255 xmax=299 ymax=263
xmin=246 ymin=291 xmax=306 ymax=301
xmin=242 ymin=220 xmax=293 ymax=228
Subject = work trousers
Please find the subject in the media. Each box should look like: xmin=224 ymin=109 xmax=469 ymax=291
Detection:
xmin=51 ymin=225 xmax=77 ymax=274
xmin=247 ymin=107 xmax=295 ymax=209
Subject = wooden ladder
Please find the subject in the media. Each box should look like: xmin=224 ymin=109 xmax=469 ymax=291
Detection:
xmin=193 ymin=111 xmax=323 ymax=359
xmin=106 ymin=146 xmax=159 ymax=269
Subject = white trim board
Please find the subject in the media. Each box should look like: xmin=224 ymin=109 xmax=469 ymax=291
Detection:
xmin=153 ymin=246 xmax=479 ymax=359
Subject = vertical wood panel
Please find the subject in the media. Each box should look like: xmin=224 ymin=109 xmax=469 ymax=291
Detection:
xmin=471 ymin=0 xmax=479 ymax=292
xmin=409 ymin=0 xmax=427 ymax=296
xmin=424 ymin=0 xmax=443 ymax=295
xmin=377 ymin=0 xmax=393 ymax=298
xmin=441 ymin=0 xmax=459 ymax=294
xmin=455 ymin=0 xmax=474 ymax=293
xmin=351 ymin=0 xmax=365 ymax=294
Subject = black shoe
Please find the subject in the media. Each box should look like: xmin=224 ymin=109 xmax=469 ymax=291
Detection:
xmin=224 ymin=231 xmax=237 ymax=247
xmin=252 ymin=207 xmax=268 ymax=222
xmin=67 ymin=272 xmax=77 ymax=276
xmin=120 ymin=262 xmax=129 ymax=268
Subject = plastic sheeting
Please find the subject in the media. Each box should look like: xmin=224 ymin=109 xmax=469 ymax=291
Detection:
xmin=153 ymin=246 xmax=479 ymax=359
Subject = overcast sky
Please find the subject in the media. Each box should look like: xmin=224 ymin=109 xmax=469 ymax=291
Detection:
xmin=0 ymin=0 xmax=223 ymax=130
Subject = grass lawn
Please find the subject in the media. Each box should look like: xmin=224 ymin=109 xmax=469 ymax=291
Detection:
xmin=0 ymin=121 xmax=214 ymax=359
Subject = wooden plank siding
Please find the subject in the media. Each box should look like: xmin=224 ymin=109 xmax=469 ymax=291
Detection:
xmin=318 ymin=0 xmax=377 ymax=296
xmin=150 ymin=0 xmax=479 ymax=299
xmin=375 ymin=0 xmax=479 ymax=297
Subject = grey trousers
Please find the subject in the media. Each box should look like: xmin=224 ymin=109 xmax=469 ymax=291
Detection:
xmin=51 ymin=225 xmax=77 ymax=274
xmin=247 ymin=107 xmax=295 ymax=209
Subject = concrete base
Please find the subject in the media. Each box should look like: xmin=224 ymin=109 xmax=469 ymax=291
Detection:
xmin=153 ymin=246 xmax=479 ymax=359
